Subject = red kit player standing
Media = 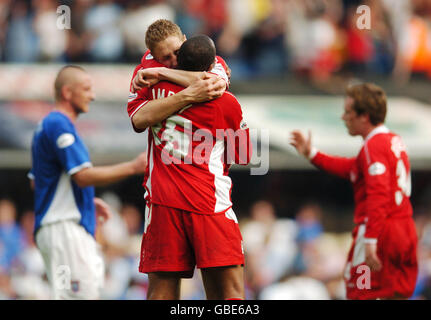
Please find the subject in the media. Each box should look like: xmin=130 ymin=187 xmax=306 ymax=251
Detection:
xmin=290 ymin=83 xmax=418 ymax=300
xmin=128 ymin=35 xmax=251 ymax=300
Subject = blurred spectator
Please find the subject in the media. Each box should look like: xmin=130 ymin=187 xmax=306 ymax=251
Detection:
xmin=0 ymin=0 xmax=12 ymax=61
xmin=258 ymin=273 xmax=331 ymax=299
xmin=241 ymin=200 xmax=298 ymax=297
xmin=411 ymin=213 xmax=431 ymax=299
xmin=392 ymin=0 xmax=431 ymax=84
xmin=0 ymin=269 xmax=15 ymax=299
xmin=0 ymin=0 xmax=429 ymax=84
xmin=9 ymin=210 xmax=50 ymax=299
xmin=3 ymin=0 xmax=39 ymax=62
xmin=215 ymin=0 xmax=271 ymax=78
xmin=120 ymin=0 xmax=175 ymax=62
xmin=0 ymin=199 xmax=24 ymax=272
xmin=292 ymin=203 xmax=324 ymax=275
xmin=97 ymin=193 xmax=147 ymax=300
xmin=64 ymin=0 xmax=93 ymax=62
xmin=84 ymin=0 xmax=124 ymax=62
xmin=285 ymin=0 xmax=345 ymax=82
xmin=33 ymin=0 xmax=67 ymax=62
xmin=343 ymin=0 xmax=394 ymax=75
xmin=174 ymin=0 xmax=228 ymax=37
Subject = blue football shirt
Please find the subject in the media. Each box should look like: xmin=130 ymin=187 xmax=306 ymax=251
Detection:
xmin=29 ymin=111 xmax=96 ymax=236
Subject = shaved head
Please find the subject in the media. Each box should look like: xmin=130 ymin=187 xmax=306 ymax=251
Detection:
xmin=54 ymin=65 xmax=87 ymax=102
xmin=54 ymin=65 xmax=95 ymax=115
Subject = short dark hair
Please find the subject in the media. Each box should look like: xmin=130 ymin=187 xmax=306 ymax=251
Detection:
xmin=346 ymin=83 xmax=387 ymax=125
xmin=177 ymin=35 xmax=216 ymax=72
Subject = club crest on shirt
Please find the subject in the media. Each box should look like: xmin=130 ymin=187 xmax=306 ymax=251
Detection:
xmin=368 ymin=162 xmax=386 ymax=176
xmin=56 ymin=133 xmax=75 ymax=149
xmin=240 ymin=119 xmax=248 ymax=130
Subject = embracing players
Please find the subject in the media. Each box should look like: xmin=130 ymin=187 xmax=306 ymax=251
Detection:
xmin=126 ymin=21 xmax=251 ymax=300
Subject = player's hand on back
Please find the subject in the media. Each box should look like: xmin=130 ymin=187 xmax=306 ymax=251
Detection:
xmin=184 ymin=74 xmax=226 ymax=103
xmin=132 ymin=68 xmax=163 ymax=92
xmin=226 ymin=65 xmax=232 ymax=81
xmin=131 ymin=152 xmax=147 ymax=174
xmin=365 ymin=243 xmax=382 ymax=272
xmin=290 ymin=130 xmax=312 ymax=159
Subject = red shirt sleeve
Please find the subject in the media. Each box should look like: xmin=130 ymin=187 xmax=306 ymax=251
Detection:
xmin=126 ymin=65 xmax=151 ymax=133
xmin=127 ymin=51 xmax=163 ymax=132
xmin=361 ymin=138 xmax=391 ymax=240
xmin=210 ymin=55 xmax=230 ymax=88
xmin=311 ymin=151 xmax=356 ymax=180
xmin=216 ymin=92 xmax=251 ymax=165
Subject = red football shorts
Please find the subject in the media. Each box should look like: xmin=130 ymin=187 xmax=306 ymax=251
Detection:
xmin=344 ymin=217 xmax=418 ymax=300
xmin=139 ymin=203 xmax=245 ymax=278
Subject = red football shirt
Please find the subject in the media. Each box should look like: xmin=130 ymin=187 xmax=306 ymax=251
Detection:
xmin=139 ymin=81 xmax=251 ymax=214
xmin=310 ymin=126 xmax=413 ymax=241
xmin=127 ymin=50 xmax=229 ymax=132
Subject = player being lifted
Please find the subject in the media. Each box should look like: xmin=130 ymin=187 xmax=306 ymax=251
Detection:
xmin=290 ymin=83 xmax=418 ymax=300
xmin=127 ymin=35 xmax=251 ymax=300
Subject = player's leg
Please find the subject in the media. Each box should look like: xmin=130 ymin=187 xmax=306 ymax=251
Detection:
xmin=186 ymin=208 xmax=245 ymax=300
xmin=139 ymin=204 xmax=196 ymax=300
xmin=147 ymin=272 xmax=182 ymax=300
xmin=36 ymin=220 xmax=103 ymax=299
xmin=201 ymin=265 xmax=245 ymax=300
xmin=379 ymin=217 xmax=418 ymax=300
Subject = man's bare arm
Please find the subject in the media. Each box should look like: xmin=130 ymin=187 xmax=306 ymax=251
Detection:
xmin=132 ymin=76 xmax=225 ymax=131
xmin=132 ymin=67 xmax=209 ymax=91
xmin=72 ymin=152 xmax=147 ymax=188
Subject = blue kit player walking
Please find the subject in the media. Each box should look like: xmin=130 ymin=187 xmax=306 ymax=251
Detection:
xmin=29 ymin=65 xmax=147 ymax=299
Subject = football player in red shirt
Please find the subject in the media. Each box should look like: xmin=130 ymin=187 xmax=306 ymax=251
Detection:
xmin=127 ymin=19 xmax=230 ymax=133
xmin=130 ymin=35 xmax=251 ymax=300
xmin=290 ymin=83 xmax=418 ymax=299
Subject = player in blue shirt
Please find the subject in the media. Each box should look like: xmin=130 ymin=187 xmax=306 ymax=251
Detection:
xmin=29 ymin=65 xmax=147 ymax=299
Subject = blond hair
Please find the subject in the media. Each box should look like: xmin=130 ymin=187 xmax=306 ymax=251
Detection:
xmin=145 ymin=19 xmax=183 ymax=52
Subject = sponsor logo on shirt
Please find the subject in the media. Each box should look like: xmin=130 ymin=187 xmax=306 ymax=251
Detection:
xmin=56 ymin=133 xmax=75 ymax=149
xmin=368 ymin=162 xmax=386 ymax=176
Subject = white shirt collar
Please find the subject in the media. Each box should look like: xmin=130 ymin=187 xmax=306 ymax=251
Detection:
xmin=364 ymin=125 xmax=389 ymax=142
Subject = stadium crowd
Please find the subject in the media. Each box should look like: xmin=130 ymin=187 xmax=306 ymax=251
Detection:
xmin=1 ymin=193 xmax=431 ymax=300
xmin=1 ymin=0 xmax=431 ymax=82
